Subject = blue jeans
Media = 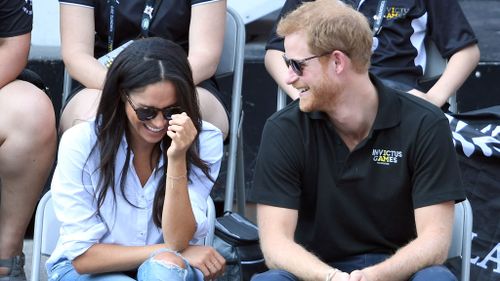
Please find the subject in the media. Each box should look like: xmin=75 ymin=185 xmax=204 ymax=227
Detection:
xmin=48 ymin=249 xmax=203 ymax=281
xmin=251 ymin=254 xmax=457 ymax=281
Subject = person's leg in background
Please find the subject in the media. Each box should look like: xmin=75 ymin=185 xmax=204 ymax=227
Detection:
xmin=58 ymin=88 xmax=101 ymax=133
xmin=0 ymin=80 xmax=57 ymax=280
xmin=197 ymin=87 xmax=229 ymax=140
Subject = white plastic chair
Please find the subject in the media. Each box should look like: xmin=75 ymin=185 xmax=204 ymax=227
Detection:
xmin=448 ymin=199 xmax=473 ymax=281
xmin=30 ymin=191 xmax=217 ymax=281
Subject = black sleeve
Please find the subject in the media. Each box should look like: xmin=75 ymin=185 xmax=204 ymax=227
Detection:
xmin=0 ymin=0 xmax=32 ymax=37
xmin=411 ymin=114 xmax=466 ymax=209
xmin=426 ymin=0 xmax=477 ymax=58
xmin=249 ymin=118 xmax=304 ymax=209
xmin=265 ymin=0 xmax=309 ymax=51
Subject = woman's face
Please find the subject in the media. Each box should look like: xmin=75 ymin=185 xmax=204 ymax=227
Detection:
xmin=125 ymin=80 xmax=179 ymax=147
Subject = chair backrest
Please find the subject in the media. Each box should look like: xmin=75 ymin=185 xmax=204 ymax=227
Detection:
xmin=30 ymin=191 xmax=60 ymax=281
xmin=218 ymin=7 xmax=247 ymax=214
xmin=448 ymin=199 xmax=473 ymax=281
xmin=31 ymin=191 xmax=217 ymax=281
xmin=423 ymin=39 xmax=447 ymax=80
xmin=423 ymin=39 xmax=458 ymax=113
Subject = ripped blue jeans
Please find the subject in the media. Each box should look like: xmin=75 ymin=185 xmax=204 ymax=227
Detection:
xmin=137 ymin=249 xmax=202 ymax=281
xmin=48 ymin=249 xmax=203 ymax=281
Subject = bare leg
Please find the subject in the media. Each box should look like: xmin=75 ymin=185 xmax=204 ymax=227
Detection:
xmin=197 ymin=87 xmax=229 ymax=139
xmin=59 ymin=88 xmax=101 ymax=133
xmin=0 ymin=81 xmax=56 ymax=275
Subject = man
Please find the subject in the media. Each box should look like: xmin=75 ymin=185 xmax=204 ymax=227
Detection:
xmin=250 ymin=1 xmax=464 ymax=280
xmin=0 ymin=1 xmax=57 ymax=280
xmin=265 ymin=0 xmax=479 ymax=109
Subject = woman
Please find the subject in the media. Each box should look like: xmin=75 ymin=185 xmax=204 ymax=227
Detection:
xmin=58 ymin=0 xmax=229 ymax=139
xmin=47 ymin=38 xmax=225 ymax=281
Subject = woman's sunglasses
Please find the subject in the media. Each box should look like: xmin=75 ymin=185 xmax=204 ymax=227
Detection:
xmin=282 ymin=52 xmax=331 ymax=76
xmin=125 ymin=95 xmax=182 ymax=121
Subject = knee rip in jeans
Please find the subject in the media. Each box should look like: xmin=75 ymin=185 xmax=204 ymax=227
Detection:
xmin=151 ymin=251 xmax=186 ymax=270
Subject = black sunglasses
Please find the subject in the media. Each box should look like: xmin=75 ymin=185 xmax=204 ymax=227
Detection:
xmin=282 ymin=52 xmax=331 ymax=76
xmin=125 ymin=95 xmax=182 ymax=121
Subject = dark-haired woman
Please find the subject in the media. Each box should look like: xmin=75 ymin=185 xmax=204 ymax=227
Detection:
xmin=58 ymin=0 xmax=229 ymax=141
xmin=46 ymin=38 xmax=225 ymax=281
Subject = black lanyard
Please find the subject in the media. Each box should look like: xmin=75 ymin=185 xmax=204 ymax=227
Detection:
xmin=107 ymin=0 xmax=161 ymax=52
xmin=140 ymin=0 xmax=161 ymax=38
xmin=351 ymin=0 xmax=387 ymax=36
xmin=372 ymin=0 xmax=387 ymax=35
xmin=107 ymin=0 xmax=119 ymax=52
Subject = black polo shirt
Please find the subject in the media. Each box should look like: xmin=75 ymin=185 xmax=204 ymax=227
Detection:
xmin=250 ymin=75 xmax=465 ymax=262
xmin=0 ymin=0 xmax=32 ymax=37
xmin=267 ymin=0 xmax=477 ymax=91
xmin=59 ymin=0 xmax=216 ymax=57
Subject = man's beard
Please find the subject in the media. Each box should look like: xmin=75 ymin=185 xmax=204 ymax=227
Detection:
xmin=299 ymin=74 xmax=341 ymax=113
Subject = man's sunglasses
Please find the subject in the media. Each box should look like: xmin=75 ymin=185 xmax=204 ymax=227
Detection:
xmin=125 ymin=95 xmax=182 ymax=121
xmin=282 ymin=52 xmax=331 ymax=76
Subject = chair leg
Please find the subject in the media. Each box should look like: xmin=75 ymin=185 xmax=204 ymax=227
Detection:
xmin=236 ymin=128 xmax=246 ymax=215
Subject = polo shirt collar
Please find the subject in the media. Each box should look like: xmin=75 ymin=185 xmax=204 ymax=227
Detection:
xmin=370 ymin=73 xmax=401 ymax=130
xmin=306 ymin=73 xmax=401 ymax=131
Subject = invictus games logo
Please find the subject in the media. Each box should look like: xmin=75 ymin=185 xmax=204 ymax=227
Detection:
xmin=372 ymin=149 xmax=403 ymax=165
xmin=384 ymin=6 xmax=409 ymax=20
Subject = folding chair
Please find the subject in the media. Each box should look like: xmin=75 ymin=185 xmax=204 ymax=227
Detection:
xmin=422 ymin=39 xmax=458 ymax=113
xmin=217 ymin=7 xmax=247 ymax=215
xmin=30 ymin=191 xmax=217 ymax=281
xmin=448 ymin=199 xmax=473 ymax=281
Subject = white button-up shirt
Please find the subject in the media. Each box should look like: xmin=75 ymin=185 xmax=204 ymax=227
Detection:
xmin=46 ymin=120 xmax=223 ymax=271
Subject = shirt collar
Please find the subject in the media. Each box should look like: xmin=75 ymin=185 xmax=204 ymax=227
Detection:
xmin=370 ymin=73 xmax=401 ymax=130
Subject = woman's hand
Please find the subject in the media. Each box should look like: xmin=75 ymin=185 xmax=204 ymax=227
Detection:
xmin=166 ymin=112 xmax=197 ymax=159
xmin=181 ymin=245 xmax=225 ymax=280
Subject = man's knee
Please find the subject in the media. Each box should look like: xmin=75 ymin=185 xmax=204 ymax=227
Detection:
xmin=251 ymin=269 xmax=298 ymax=281
xmin=410 ymin=265 xmax=457 ymax=281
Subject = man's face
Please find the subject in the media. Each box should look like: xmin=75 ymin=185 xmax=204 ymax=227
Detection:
xmin=283 ymin=32 xmax=337 ymax=112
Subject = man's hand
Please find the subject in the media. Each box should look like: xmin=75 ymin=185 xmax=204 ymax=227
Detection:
xmin=348 ymin=269 xmax=371 ymax=281
xmin=332 ymin=270 xmax=350 ymax=280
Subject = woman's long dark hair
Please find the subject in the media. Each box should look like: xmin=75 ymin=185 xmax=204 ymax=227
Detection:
xmin=88 ymin=37 xmax=213 ymax=227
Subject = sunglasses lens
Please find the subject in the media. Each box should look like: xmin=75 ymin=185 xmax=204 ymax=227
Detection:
xmin=283 ymin=55 xmax=303 ymax=76
xmin=290 ymin=60 xmax=302 ymax=76
xmin=283 ymin=56 xmax=291 ymax=68
xmin=162 ymin=107 xmax=182 ymax=120
xmin=136 ymin=108 xmax=157 ymax=121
